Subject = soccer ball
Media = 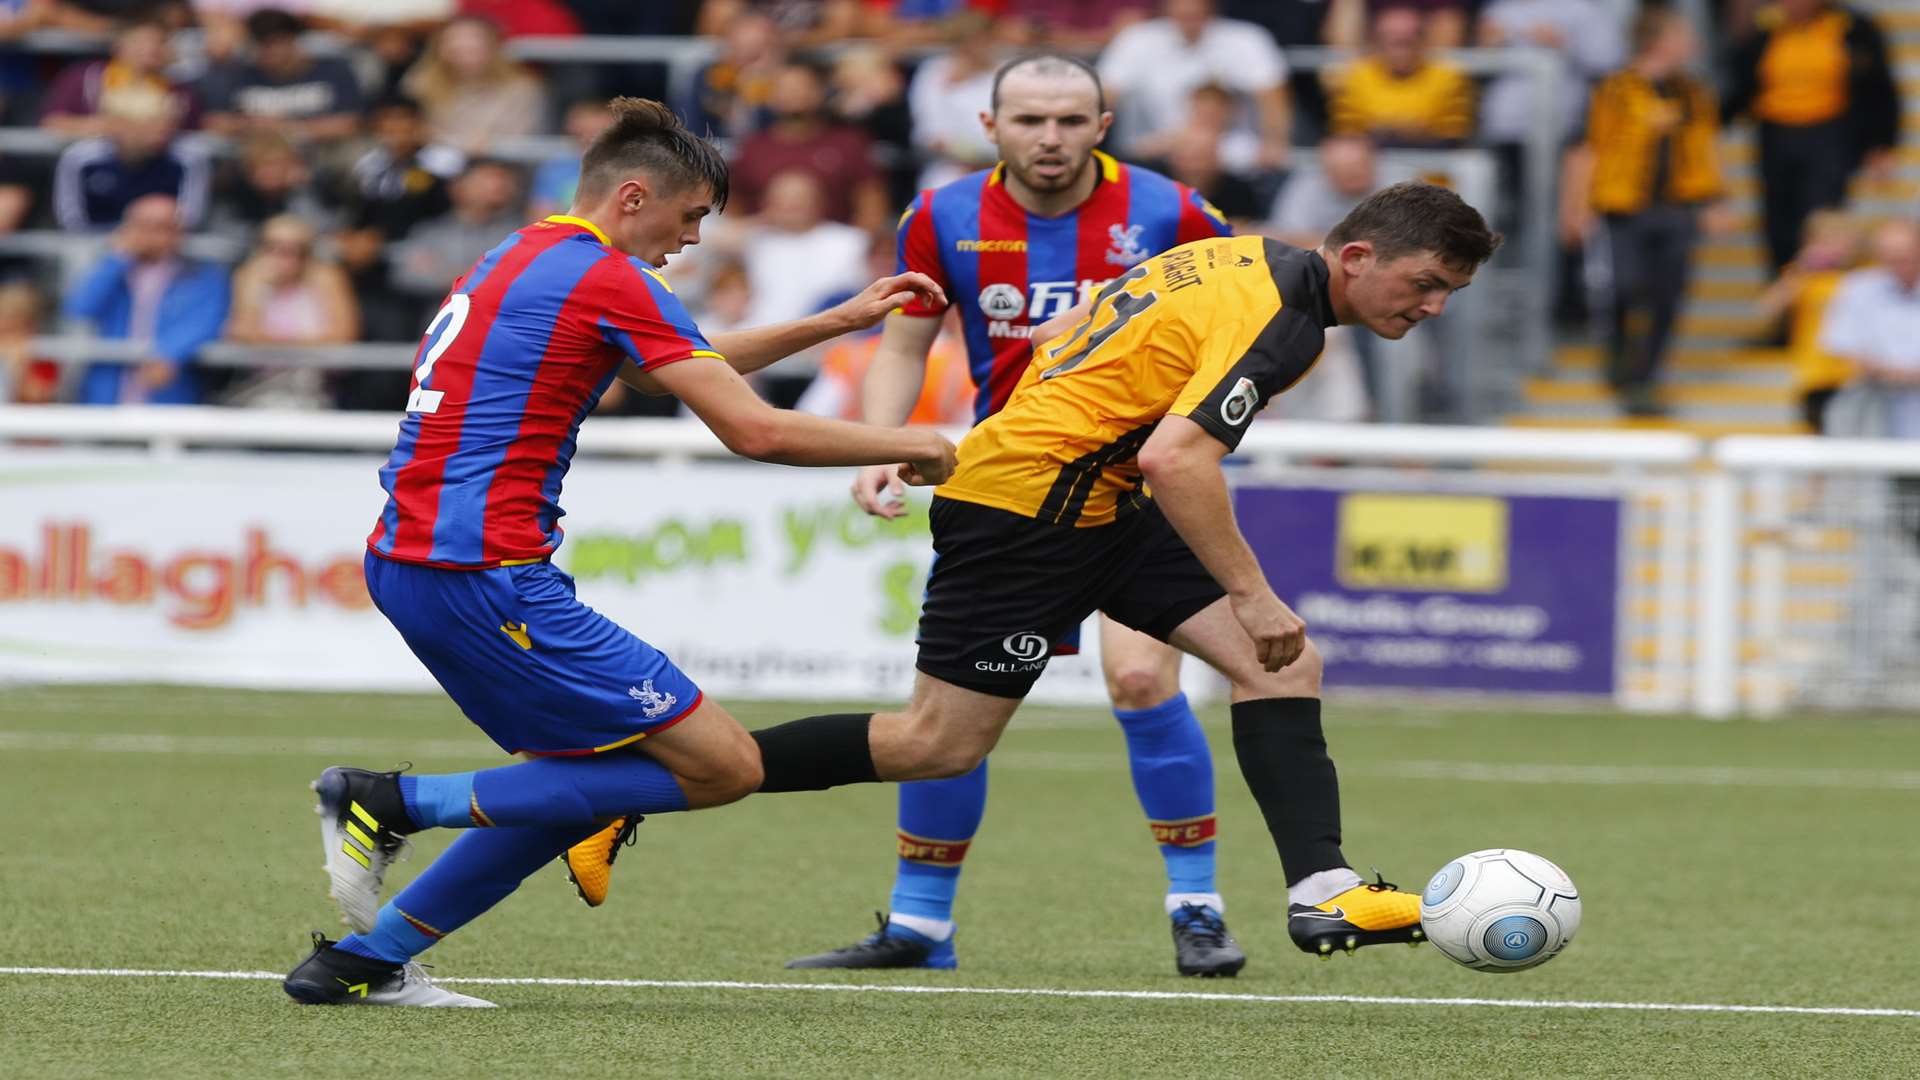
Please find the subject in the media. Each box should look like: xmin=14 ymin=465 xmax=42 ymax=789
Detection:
xmin=1419 ymin=849 xmax=1581 ymax=973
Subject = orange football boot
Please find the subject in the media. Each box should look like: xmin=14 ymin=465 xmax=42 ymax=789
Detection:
xmin=561 ymin=816 xmax=641 ymax=907
xmin=1287 ymin=874 xmax=1426 ymax=957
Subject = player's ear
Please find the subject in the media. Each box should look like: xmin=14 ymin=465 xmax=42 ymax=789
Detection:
xmin=619 ymin=177 xmax=652 ymax=214
xmin=1336 ymin=240 xmax=1375 ymax=277
xmin=1095 ymin=111 xmax=1113 ymax=144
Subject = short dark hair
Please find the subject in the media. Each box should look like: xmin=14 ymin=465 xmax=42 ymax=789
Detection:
xmin=245 ymin=8 xmax=304 ymax=43
xmin=990 ymin=53 xmax=1106 ymax=114
xmin=1324 ymin=181 xmax=1501 ymax=270
xmin=367 ymin=93 xmax=425 ymax=119
xmin=577 ymin=97 xmax=729 ymax=211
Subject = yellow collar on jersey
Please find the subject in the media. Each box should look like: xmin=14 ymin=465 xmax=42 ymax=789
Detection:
xmin=544 ymin=214 xmax=611 ymax=245
xmin=989 ymin=149 xmax=1122 ymax=187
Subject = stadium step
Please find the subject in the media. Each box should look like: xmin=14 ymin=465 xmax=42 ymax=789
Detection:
xmin=1549 ymin=345 xmax=1794 ymax=379
xmin=1516 ymin=340 xmax=1799 ymax=428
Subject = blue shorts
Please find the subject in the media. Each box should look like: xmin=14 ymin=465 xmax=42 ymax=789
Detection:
xmin=364 ymin=552 xmax=703 ymax=756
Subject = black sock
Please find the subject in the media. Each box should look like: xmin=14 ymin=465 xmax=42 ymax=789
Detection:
xmin=1230 ymin=697 xmax=1348 ymax=885
xmin=752 ymin=713 xmax=879 ymax=793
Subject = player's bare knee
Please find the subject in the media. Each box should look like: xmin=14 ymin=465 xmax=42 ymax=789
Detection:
xmin=889 ymin=713 xmax=988 ymax=779
xmin=675 ymin=737 xmax=764 ymax=806
xmin=910 ymin=741 xmax=982 ymax=780
xmin=724 ymin=742 xmax=765 ymax=802
xmin=1106 ymin=664 xmax=1178 ymax=711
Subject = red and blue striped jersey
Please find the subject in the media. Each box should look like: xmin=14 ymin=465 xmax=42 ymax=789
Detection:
xmin=367 ymin=216 xmax=721 ymax=569
xmin=895 ymin=150 xmax=1231 ymax=422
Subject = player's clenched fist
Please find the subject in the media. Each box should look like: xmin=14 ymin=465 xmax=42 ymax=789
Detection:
xmin=897 ymin=432 xmax=958 ymax=487
xmin=1231 ymin=590 xmax=1307 ymax=672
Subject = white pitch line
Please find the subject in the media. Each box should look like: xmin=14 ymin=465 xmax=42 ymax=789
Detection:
xmin=1 ymin=966 xmax=1915 ymax=1019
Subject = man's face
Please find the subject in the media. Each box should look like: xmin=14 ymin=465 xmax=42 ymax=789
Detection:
xmin=612 ymin=179 xmax=715 ymax=267
xmin=373 ymin=108 xmax=424 ymax=155
xmin=452 ymin=166 xmax=519 ymax=221
xmin=769 ymin=66 xmax=825 ymax=120
xmin=109 ymin=108 xmax=175 ymax=160
xmin=119 ymin=197 xmax=182 ymax=261
xmin=981 ymin=70 xmax=1111 ymax=195
xmin=1873 ymin=225 xmax=1920 ymax=287
xmin=115 ymin=25 xmax=170 ymax=73
xmin=1376 ymin=9 xmax=1424 ymax=75
xmin=1322 ymin=137 xmax=1376 ymax=196
xmin=761 ymin=171 xmax=823 ymax=233
xmin=246 ymin=150 xmax=307 ymax=194
xmin=566 ymin=104 xmax=614 ymax=146
xmin=254 ymin=35 xmax=304 ymax=77
xmin=1338 ymin=244 xmax=1474 ymax=338
xmin=1166 ymin=0 xmax=1212 ymax=39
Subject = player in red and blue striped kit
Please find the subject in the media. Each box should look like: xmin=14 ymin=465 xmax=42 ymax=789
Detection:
xmin=283 ymin=99 xmax=958 ymax=1007
xmin=786 ymin=55 xmax=1248 ymax=977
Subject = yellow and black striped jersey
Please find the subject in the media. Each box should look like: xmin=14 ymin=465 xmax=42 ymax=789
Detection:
xmin=935 ymin=235 xmax=1337 ymax=527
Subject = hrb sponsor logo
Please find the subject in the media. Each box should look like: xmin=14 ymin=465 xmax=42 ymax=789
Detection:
xmin=0 ymin=522 xmax=371 ymax=630
xmin=1149 ymin=815 xmax=1218 ymax=848
xmin=897 ymin=830 xmax=971 ymax=866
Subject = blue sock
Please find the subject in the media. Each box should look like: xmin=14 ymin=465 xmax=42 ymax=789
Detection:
xmin=1114 ymin=692 xmax=1218 ymax=898
xmin=889 ymin=759 xmax=988 ymax=924
xmin=410 ymin=752 xmax=690 ymax=828
xmin=398 ymin=773 xmax=476 ymax=830
xmin=336 ymin=824 xmax=592 ymax=963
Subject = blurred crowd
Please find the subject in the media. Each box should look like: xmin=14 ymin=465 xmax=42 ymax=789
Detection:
xmin=0 ymin=0 xmax=1912 ymax=435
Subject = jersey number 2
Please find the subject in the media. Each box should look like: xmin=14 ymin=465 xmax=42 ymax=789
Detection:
xmin=405 ymin=293 xmax=471 ymax=415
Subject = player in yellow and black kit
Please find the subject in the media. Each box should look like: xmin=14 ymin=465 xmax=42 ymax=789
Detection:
xmin=746 ymin=181 xmax=1500 ymax=958
xmin=915 ymin=233 xmax=1335 ymax=678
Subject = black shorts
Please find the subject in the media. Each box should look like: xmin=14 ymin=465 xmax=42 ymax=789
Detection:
xmin=916 ymin=496 xmax=1225 ymax=698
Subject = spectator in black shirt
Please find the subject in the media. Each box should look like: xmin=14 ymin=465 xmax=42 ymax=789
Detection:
xmin=202 ymin=9 xmax=364 ymax=147
xmin=337 ymin=95 xmax=460 ymax=249
xmin=331 ymin=93 xmax=458 ymax=407
xmin=52 ymin=88 xmax=209 ymax=231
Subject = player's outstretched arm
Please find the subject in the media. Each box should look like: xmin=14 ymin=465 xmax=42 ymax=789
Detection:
xmin=650 ymin=355 xmax=957 ymax=483
xmin=1137 ymin=415 xmax=1306 ymax=671
xmin=850 ymin=312 xmax=943 ymax=518
xmin=706 ymin=272 xmax=947 ymax=376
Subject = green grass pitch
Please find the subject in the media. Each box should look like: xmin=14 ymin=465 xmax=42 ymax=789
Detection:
xmin=3 ymin=684 xmax=1918 ymax=1078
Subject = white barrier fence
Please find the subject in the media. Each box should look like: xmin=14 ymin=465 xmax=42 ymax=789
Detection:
xmin=2 ymin=407 xmax=1915 ymax=715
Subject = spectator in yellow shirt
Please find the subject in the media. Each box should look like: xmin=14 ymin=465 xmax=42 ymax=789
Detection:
xmin=1562 ymin=8 xmax=1726 ymax=416
xmin=1326 ymin=7 xmax=1476 ymax=148
xmin=1756 ymin=210 xmax=1861 ymax=432
xmin=1724 ymin=0 xmax=1899 ymax=271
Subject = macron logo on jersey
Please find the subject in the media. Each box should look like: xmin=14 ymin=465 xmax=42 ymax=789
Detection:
xmin=956 ymin=238 xmax=1027 ymax=252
